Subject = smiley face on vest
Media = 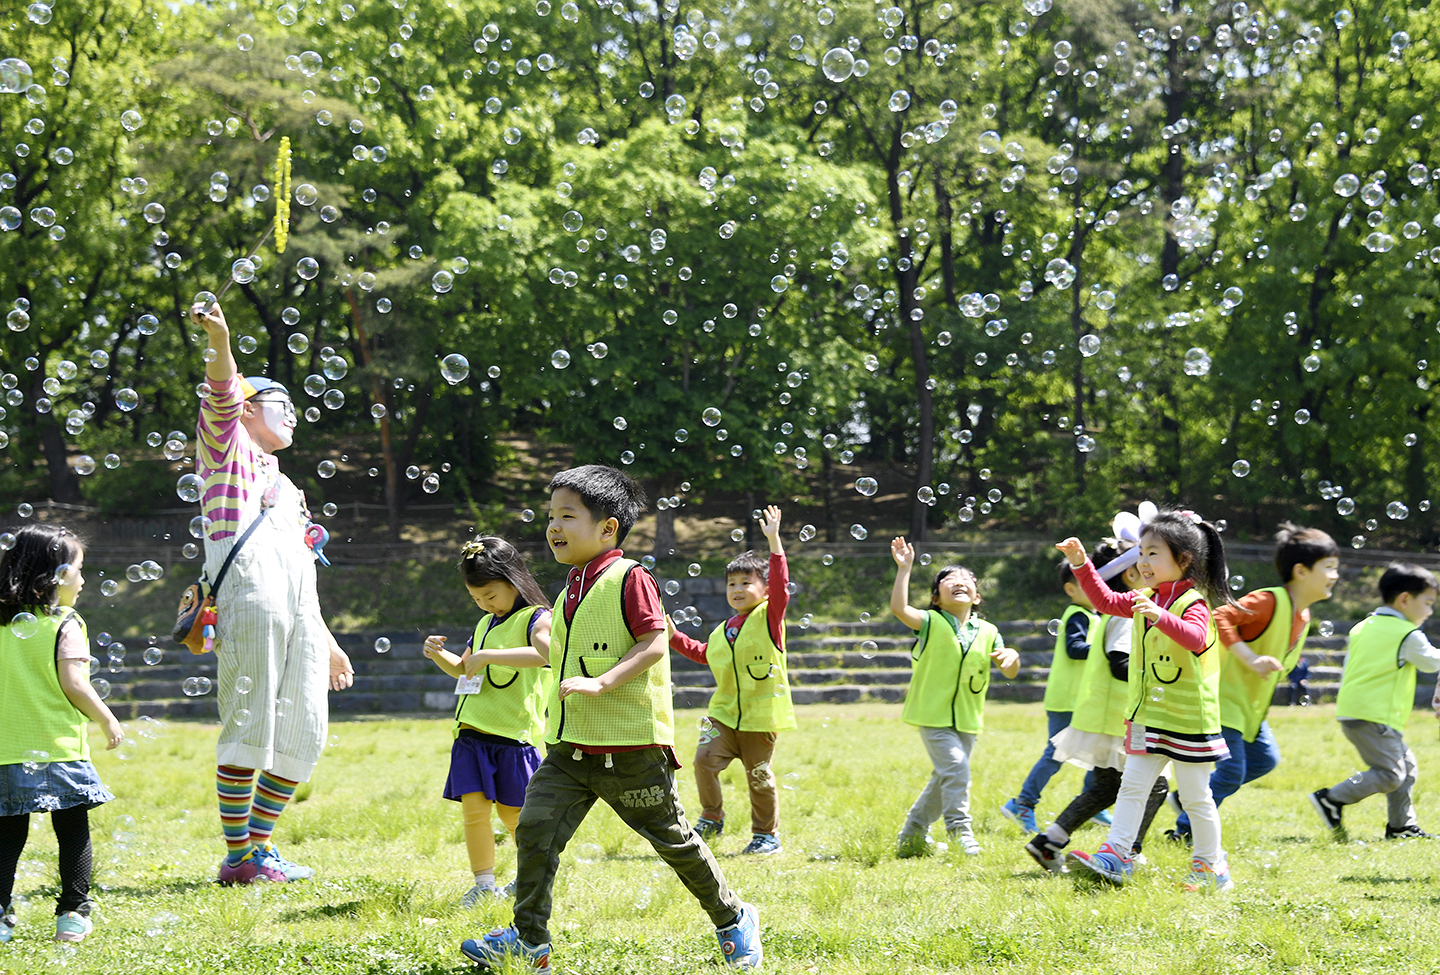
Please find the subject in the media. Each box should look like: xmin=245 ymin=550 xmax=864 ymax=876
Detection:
xmin=744 ymin=648 xmax=773 ymax=681
xmin=1150 ymin=651 xmax=1182 ymax=684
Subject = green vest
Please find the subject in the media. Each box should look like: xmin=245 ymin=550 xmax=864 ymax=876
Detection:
xmin=1127 ymin=587 xmax=1222 ymax=736
xmin=703 ymin=600 xmax=796 ymax=732
xmin=545 ymin=558 xmax=674 ymax=747
xmin=0 ymin=608 xmax=90 ymax=764
xmin=455 ymin=606 xmax=552 ymax=744
xmin=1218 ymin=587 xmax=1308 ymax=741
xmin=1042 ymin=603 xmax=1096 ymax=712
xmin=901 ymin=611 xmax=999 ymax=734
xmin=1335 ymin=612 xmax=1419 ymax=730
xmin=1069 ymin=614 xmax=1129 ymax=737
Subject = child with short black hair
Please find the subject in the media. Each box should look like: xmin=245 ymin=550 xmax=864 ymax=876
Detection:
xmin=1001 ymin=559 xmax=1101 ymax=833
xmin=1311 ymin=562 xmax=1440 ymax=840
xmin=669 ymin=505 xmax=793 ymax=856
xmin=1169 ymin=523 xmax=1338 ymax=841
xmin=890 ymin=538 xmax=1020 ymax=856
xmin=0 ymin=524 xmax=124 ymax=944
xmin=460 ymin=465 xmax=761 ymax=972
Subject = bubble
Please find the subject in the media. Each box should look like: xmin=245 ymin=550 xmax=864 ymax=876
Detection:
xmin=1336 ymin=497 xmax=1356 ymax=516
xmin=1294 ymin=409 xmax=1311 ymax=425
xmin=100 ymin=579 xmax=119 ymax=597
xmin=551 ymin=349 xmax=571 ymax=369
xmin=859 ymin=640 xmax=879 ymax=660
xmin=888 ymin=90 xmax=911 ymax=112
xmin=317 ymin=460 xmax=337 ymax=479
xmin=230 ymin=258 xmax=256 ymax=285
xmin=1387 ymin=501 xmax=1409 ymax=521
xmin=1231 ymin=460 xmax=1251 ymax=478
xmin=1333 ymin=173 xmax=1360 ymax=197
xmin=181 ymin=676 xmax=207 ymax=696
xmin=91 ymin=678 xmax=111 ymax=700
xmin=21 ymin=749 xmax=48 ymax=772
xmin=143 ymin=646 xmax=163 ymax=666
xmin=1317 ymin=620 xmax=1335 ymax=639
xmin=423 ymin=472 xmax=440 ymax=494
xmin=288 ymin=333 xmax=310 ymax=354
xmin=821 ymin=48 xmax=855 ymax=82
xmin=374 ymin=637 xmax=391 ymax=653
xmin=115 ymin=738 xmax=138 ymax=761
xmin=663 ymin=579 xmax=681 ymax=597
xmin=1351 ymin=535 xmax=1367 ymax=549
xmin=730 ymin=528 xmax=745 ymax=542
xmin=276 ymin=697 xmax=292 ymax=717
xmin=855 ymin=477 xmax=878 ymax=497
xmin=1078 ymin=334 xmax=1101 ymax=357
xmin=441 ymin=353 xmax=470 ymax=385
xmin=1149 ymin=685 xmax=1165 ymax=703
xmin=296 ymin=257 xmax=320 ymax=280
xmin=849 ymin=524 xmax=868 ymax=540
xmin=233 ymin=708 xmax=252 ymax=728
xmin=143 ymin=202 xmax=166 ymax=224
xmin=9 ymin=612 xmax=39 ymax=640
xmin=114 ymin=387 xmax=140 ymax=412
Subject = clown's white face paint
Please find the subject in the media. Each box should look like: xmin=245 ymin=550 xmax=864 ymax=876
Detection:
xmin=246 ymin=396 xmax=296 ymax=452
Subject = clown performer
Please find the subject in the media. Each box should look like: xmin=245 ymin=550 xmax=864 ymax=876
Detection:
xmin=189 ymin=300 xmax=355 ymax=885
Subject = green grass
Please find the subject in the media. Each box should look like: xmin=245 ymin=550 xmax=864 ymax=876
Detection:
xmin=7 ymin=703 xmax=1440 ymax=973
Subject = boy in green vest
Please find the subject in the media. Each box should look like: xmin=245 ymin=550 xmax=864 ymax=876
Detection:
xmin=1169 ymin=524 xmax=1338 ymax=841
xmin=1002 ymin=561 xmax=1102 ymax=833
xmin=461 ymin=465 xmax=761 ymax=972
xmin=1311 ymin=562 xmax=1440 ymax=840
xmin=668 ymin=505 xmax=793 ymax=856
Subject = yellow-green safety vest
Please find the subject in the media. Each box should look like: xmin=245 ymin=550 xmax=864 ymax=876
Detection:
xmin=1043 ymin=603 xmax=1096 ymax=712
xmin=1069 ymin=613 xmax=1129 ymax=737
xmin=901 ymin=610 xmax=1000 ymax=734
xmin=1127 ymin=587 xmax=1221 ymax=736
xmin=545 ymin=558 xmax=674 ymax=747
xmin=702 ymin=599 xmax=796 ymax=732
xmin=0 ymin=607 xmax=90 ymax=764
xmin=455 ymin=605 xmax=552 ymax=744
xmin=1218 ymin=587 xmax=1308 ymax=741
xmin=1335 ymin=612 xmax=1420 ymax=731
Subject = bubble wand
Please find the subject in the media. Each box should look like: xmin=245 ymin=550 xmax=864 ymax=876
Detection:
xmin=202 ymin=137 xmax=291 ymax=312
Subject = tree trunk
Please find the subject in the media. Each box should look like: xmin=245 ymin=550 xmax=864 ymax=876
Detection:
xmin=653 ymin=504 xmax=677 ymax=557
xmin=39 ymin=418 xmax=81 ymax=504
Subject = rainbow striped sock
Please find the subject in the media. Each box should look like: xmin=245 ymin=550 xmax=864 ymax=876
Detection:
xmin=248 ymin=771 xmax=300 ymax=849
xmin=217 ymin=765 xmax=256 ymax=865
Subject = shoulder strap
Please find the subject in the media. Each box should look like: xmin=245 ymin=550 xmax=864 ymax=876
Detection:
xmin=211 ymin=508 xmax=270 ymax=593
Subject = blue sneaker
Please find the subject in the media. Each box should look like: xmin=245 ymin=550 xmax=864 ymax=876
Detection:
xmin=54 ymin=911 xmax=93 ymax=943
xmin=1090 ymin=808 xmax=1113 ymax=827
xmin=0 ymin=909 xmax=15 ymax=944
xmin=1183 ymin=857 xmax=1234 ymax=893
xmin=254 ymin=843 xmax=315 ymax=881
xmin=716 ymin=901 xmax=762 ymax=969
xmin=695 ymin=817 xmax=724 ymax=839
xmin=1001 ymin=799 xmax=1039 ymax=833
xmin=460 ymin=926 xmax=551 ymax=971
xmin=740 ymin=833 xmax=781 ymax=856
xmin=1066 ymin=842 xmax=1134 ymax=885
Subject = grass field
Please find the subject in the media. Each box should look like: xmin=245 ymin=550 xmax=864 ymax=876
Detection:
xmin=5 ymin=702 xmax=1440 ymax=974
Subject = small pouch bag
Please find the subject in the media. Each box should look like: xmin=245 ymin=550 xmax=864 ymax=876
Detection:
xmin=172 ymin=509 xmax=269 ymax=654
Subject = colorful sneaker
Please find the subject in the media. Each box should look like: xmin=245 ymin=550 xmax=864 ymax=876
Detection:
xmin=947 ymin=829 xmax=982 ymax=855
xmin=695 ymin=817 xmax=724 ymax=840
xmin=254 ymin=843 xmax=314 ymax=881
xmin=1000 ymin=799 xmax=1039 ymax=833
xmin=217 ymin=849 xmax=286 ymax=885
xmin=740 ymin=833 xmax=781 ymax=856
xmin=54 ymin=912 xmax=93 ymax=943
xmin=1089 ymin=808 xmax=1113 ymax=827
xmin=716 ymin=901 xmax=762 ymax=970
xmin=0 ymin=909 xmax=15 ymax=944
xmin=1183 ymin=857 xmax=1234 ymax=892
xmin=895 ymin=832 xmax=934 ymax=858
xmin=1310 ymin=789 xmax=1344 ymax=834
xmin=459 ymin=926 xmax=551 ymax=971
xmin=460 ymin=880 xmax=504 ymax=908
xmin=1385 ymin=824 xmax=1435 ymax=840
xmin=1067 ymin=842 xmax=1134 ymax=885
xmin=1024 ymin=835 xmax=1068 ymax=874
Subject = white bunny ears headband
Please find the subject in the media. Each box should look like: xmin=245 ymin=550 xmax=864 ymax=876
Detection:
xmin=1098 ymin=501 xmax=1157 ymax=580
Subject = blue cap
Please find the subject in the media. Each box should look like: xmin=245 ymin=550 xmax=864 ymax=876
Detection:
xmin=239 ymin=376 xmax=289 ymax=400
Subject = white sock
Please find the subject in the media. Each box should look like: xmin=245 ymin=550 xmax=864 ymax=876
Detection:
xmin=1045 ymin=824 xmax=1069 ymax=846
xmin=474 ymin=869 xmax=495 ymax=886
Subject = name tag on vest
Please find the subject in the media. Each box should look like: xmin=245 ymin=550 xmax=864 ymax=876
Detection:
xmin=455 ymin=675 xmax=484 ymax=695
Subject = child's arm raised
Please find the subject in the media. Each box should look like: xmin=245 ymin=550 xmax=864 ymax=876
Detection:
xmin=558 ymin=627 xmax=666 ymax=698
xmin=761 ymin=505 xmax=790 ymax=646
xmin=889 ymin=537 xmax=927 ymax=632
xmin=668 ymin=613 xmax=710 ymax=664
xmin=1056 ymin=538 xmax=1142 ymax=619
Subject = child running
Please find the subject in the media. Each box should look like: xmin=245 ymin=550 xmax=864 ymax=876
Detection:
xmin=0 ymin=525 xmax=125 ymax=944
xmin=1169 ymin=524 xmax=1338 ymax=841
xmin=461 ymin=465 xmax=761 ymax=972
xmin=668 ymin=505 xmax=793 ymax=856
xmin=1311 ymin=563 xmax=1440 ymax=840
xmin=1024 ymin=537 xmax=1170 ymax=873
xmin=1001 ymin=560 xmax=1102 ymax=833
xmin=423 ymin=536 xmax=552 ymax=907
xmin=1057 ymin=508 xmax=1236 ymax=891
xmin=890 ymin=537 xmax=1020 ymax=856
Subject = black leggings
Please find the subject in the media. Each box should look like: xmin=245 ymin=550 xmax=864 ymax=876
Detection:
xmin=0 ymin=807 xmax=93 ymax=916
xmin=1054 ymin=765 xmax=1168 ymax=855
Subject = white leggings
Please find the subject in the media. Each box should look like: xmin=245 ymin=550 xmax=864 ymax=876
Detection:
xmin=1108 ymin=753 xmax=1222 ymax=864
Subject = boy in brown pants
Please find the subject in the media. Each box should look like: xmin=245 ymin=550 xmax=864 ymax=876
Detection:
xmin=669 ymin=505 xmax=794 ymax=856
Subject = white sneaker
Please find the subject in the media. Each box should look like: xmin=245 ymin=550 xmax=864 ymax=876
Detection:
xmin=460 ymin=879 xmax=503 ymax=908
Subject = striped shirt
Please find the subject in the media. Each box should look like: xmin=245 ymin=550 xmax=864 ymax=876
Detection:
xmin=196 ymin=376 xmax=278 ymax=541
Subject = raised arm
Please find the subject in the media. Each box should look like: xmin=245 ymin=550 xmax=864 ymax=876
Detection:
xmin=889 ymin=537 xmax=927 ymax=631
xmin=191 ymin=301 xmax=238 ymax=385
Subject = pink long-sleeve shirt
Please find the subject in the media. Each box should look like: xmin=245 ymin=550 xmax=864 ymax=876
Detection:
xmin=670 ymin=553 xmax=789 ymax=663
xmin=1071 ymin=559 xmax=1211 ymax=654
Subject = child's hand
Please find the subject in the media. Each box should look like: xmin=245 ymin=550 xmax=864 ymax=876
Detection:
xmin=1130 ymin=591 xmax=1162 ymax=622
xmin=665 ymin=614 xmax=675 ymax=640
xmin=760 ymin=505 xmax=782 ymax=540
xmin=189 ymin=301 xmax=227 ymax=333
xmin=463 ymin=650 xmax=486 ymax=679
xmin=1245 ymin=655 xmax=1284 ymax=675
xmin=422 ymin=634 xmax=447 ymax=662
xmin=991 ymin=645 xmax=1019 ymax=669
xmin=558 ymin=676 xmax=604 ymax=699
xmin=891 ymin=536 xmax=915 ymax=568
xmin=1055 ymin=537 xmax=1087 ymax=566
xmin=103 ymin=716 xmax=126 ymax=750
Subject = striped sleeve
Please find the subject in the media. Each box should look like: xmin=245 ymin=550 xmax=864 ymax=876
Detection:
xmin=197 ymin=376 xmax=264 ymax=541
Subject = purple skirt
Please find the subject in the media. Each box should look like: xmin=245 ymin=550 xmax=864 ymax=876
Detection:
xmin=443 ymin=734 xmax=543 ymax=807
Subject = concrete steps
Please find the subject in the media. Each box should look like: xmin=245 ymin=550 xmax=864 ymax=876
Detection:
xmin=98 ymin=617 xmax=1436 ymax=721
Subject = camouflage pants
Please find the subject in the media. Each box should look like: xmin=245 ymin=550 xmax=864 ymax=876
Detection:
xmin=512 ymin=744 xmax=742 ymax=945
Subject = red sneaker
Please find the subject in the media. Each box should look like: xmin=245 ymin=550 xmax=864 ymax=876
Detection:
xmin=217 ymin=851 xmax=286 ymax=885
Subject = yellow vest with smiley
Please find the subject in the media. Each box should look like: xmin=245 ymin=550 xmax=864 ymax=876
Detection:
xmin=701 ymin=599 xmax=796 ymax=732
xmin=1126 ymin=586 xmax=1222 ymax=735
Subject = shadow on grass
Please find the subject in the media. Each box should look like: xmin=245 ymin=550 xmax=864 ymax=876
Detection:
xmin=90 ymin=877 xmax=217 ymax=898
xmin=280 ymin=900 xmax=366 ymax=921
xmin=1338 ymin=874 xmax=1416 ymax=885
